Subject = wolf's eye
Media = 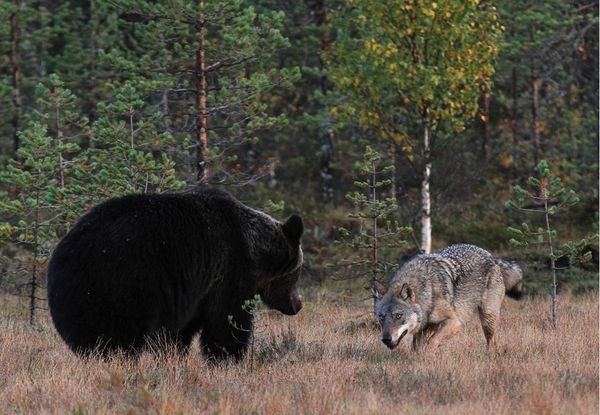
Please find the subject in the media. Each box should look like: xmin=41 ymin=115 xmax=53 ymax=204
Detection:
xmin=392 ymin=313 xmax=402 ymax=320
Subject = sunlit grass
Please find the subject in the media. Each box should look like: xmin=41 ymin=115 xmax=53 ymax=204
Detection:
xmin=0 ymin=293 xmax=597 ymax=414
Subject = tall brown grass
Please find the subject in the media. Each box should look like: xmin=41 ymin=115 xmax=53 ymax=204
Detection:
xmin=0 ymin=293 xmax=597 ymax=414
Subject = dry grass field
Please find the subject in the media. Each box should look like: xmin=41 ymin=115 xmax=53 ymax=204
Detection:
xmin=0 ymin=293 xmax=598 ymax=415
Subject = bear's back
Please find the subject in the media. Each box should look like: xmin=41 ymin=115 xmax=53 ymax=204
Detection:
xmin=59 ymin=189 xmax=243 ymax=254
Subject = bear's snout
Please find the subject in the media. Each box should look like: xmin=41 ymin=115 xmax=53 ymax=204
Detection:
xmin=278 ymin=299 xmax=302 ymax=315
xmin=265 ymin=289 xmax=303 ymax=315
xmin=288 ymin=294 xmax=303 ymax=315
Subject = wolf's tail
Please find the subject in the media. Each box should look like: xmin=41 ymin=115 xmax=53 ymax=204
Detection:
xmin=494 ymin=257 xmax=524 ymax=300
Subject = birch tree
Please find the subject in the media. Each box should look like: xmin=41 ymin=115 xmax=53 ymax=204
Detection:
xmin=328 ymin=0 xmax=502 ymax=252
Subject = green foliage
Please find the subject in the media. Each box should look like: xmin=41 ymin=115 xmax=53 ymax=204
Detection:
xmin=228 ymin=294 xmax=265 ymax=327
xmin=0 ymin=76 xmax=90 ymax=324
xmin=0 ymin=0 xmax=51 ymax=159
xmin=228 ymin=294 xmax=264 ymax=370
xmin=0 ymin=1 xmax=124 ymax=159
xmin=558 ymin=235 xmax=599 ymax=269
xmin=493 ymin=0 xmax=599 ymax=176
xmin=263 ymin=199 xmax=286 ymax=214
xmin=106 ymin=0 xmax=300 ymax=184
xmin=0 ymin=0 xmax=597 ymax=315
xmin=242 ymin=294 xmax=264 ymax=315
xmin=84 ymin=82 xmax=185 ymax=199
xmin=1 ymin=122 xmax=76 ymax=244
xmin=1 ymin=76 xmax=89 ymax=247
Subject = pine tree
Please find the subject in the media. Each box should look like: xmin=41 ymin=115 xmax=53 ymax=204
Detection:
xmin=0 ymin=75 xmax=88 ymax=324
xmin=84 ymin=82 xmax=185 ymax=199
xmin=506 ymin=159 xmax=595 ymax=328
xmin=107 ymin=0 xmax=299 ymax=185
xmin=337 ymin=146 xmax=410 ymax=286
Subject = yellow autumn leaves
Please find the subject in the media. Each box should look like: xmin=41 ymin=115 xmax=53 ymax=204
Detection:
xmin=363 ymin=38 xmax=400 ymax=74
xmin=364 ymin=38 xmax=397 ymax=57
xmin=329 ymin=0 xmax=503 ymax=137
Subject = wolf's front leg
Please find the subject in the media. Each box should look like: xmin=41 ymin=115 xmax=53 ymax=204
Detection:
xmin=425 ymin=317 xmax=462 ymax=350
xmin=412 ymin=323 xmax=438 ymax=352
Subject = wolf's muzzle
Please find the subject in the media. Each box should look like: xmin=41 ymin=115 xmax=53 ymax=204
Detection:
xmin=382 ymin=337 xmax=398 ymax=349
xmin=382 ymin=329 xmax=408 ymax=349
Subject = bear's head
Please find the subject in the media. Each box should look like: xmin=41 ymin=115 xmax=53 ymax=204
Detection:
xmin=255 ymin=214 xmax=304 ymax=315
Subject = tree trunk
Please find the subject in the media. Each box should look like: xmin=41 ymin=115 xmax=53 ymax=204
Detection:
xmin=370 ymin=160 xmax=378 ymax=282
xmin=390 ymin=142 xmax=398 ymax=202
xmin=30 ymin=188 xmax=41 ymax=326
xmin=529 ymin=28 xmax=541 ymax=166
xmin=530 ymin=67 xmax=541 ymax=165
xmin=319 ymin=120 xmax=334 ymax=202
xmin=420 ymin=109 xmax=432 ymax=254
xmin=481 ymin=89 xmax=491 ymax=166
xmin=55 ymin=99 xmax=65 ymax=189
xmin=315 ymin=0 xmax=334 ymax=202
xmin=511 ymin=67 xmax=519 ymax=175
xmin=543 ymin=188 xmax=558 ymax=328
xmin=10 ymin=1 xmax=22 ymax=153
xmin=196 ymin=0 xmax=209 ymax=184
xmin=317 ymin=0 xmax=332 ymax=93
xmin=88 ymin=0 xmax=98 ymax=125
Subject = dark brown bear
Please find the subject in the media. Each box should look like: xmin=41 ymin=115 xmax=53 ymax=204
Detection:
xmin=47 ymin=187 xmax=303 ymax=360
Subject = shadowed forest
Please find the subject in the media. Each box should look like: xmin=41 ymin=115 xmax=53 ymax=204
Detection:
xmin=0 ymin=0 xmax=598 ymax=413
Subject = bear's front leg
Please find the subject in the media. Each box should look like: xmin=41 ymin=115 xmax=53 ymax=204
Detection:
xmin=200 ymin=309 xmax=253 ymax=361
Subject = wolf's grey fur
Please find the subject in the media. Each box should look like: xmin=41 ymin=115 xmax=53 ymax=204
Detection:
xmin=373 ymin=244 xmax=519 ymax=351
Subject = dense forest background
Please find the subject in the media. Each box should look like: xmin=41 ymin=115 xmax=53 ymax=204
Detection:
xmin=0 ymin=0 xmax=598 ymax=317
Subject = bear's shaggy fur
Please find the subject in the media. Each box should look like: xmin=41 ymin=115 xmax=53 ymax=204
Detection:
xmin=47 ymin=187 xmax=304 ymax=360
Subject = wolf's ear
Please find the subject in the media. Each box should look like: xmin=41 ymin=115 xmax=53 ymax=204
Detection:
xmin=372 ymin=281 xmax=387 ymax=299
xmin=282 ymin=215 xmax=303 ymax=241
xmin=400 ymin=283 xmax=416 ymax=303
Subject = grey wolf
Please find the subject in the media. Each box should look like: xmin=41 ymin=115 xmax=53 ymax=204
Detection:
xmin=48 ymin=187 xmax=303 ymax=360
xmin=372 ymin=244 xmax=522 ymax=351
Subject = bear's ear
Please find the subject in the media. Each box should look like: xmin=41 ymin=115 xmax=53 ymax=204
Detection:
xmin=282 ymin=214 xmax=303 ymax=241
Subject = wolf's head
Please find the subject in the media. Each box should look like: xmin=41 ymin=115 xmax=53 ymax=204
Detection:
xmin=372 ymin=281 xmax=421 ymax=349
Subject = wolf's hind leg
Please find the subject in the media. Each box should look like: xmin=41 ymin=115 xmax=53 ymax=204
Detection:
xmin=479 ymin=268 xmax=505 ymax=349
xmin=478 ymin=310 xmax=499 ymax=349
xmin=478 ymin=298 xmax=503 ymax=349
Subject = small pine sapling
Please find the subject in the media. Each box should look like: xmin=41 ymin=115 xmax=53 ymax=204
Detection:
xmin=506 ymin=159 xmax=594 ymax=328
xmin=337 ymin=145 xmax=411 ymax=287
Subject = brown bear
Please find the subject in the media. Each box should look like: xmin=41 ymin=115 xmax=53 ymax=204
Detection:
xmin=47 ymin=187 xmax=303 ymax=360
